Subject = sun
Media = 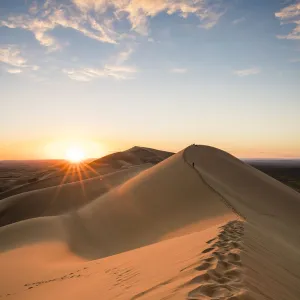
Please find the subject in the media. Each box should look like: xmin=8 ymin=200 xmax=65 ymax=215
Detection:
xmin=65 ymin=146 xmax=85 ymax=163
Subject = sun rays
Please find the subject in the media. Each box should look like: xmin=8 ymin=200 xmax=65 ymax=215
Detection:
xmin=65 ymin=146 xmax=85 ymax=163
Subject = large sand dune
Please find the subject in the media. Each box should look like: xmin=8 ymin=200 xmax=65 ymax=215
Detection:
xmin=0 ymin=145 xmax=299 ymax=300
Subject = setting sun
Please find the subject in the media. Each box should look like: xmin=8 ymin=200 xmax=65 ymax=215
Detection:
xmin=65 ymin=146 xmax=85 ymax=163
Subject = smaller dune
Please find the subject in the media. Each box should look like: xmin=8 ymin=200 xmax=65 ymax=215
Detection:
xmin=0 ymin=164 xmax=149 ymax=227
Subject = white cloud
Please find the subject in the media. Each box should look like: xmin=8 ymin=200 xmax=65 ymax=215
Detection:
xmin=232 ymin=17 xmax=246 ymax=25
xmin=0 ymin=45 xmax=40 ymax=75
xmin=115 ymin=47 xmax=134 ymax=65
xmin=7 ymin=68 xmax=22 ymax=74
xmin=1 ymin=16 xmax=61 ymax=51
xmin=63 ymin=65 xmax=137 ymax=81
xmin=0 ymin=0 xmax=226 ymax=81
xmin=233 ymin=67 xmax=261 ymax=77
xmin=72 ymin=0 xmax=108 ymax=13
xmin=112 ymin=0 xmax=225 ymax=34
xmin=0 ymin=45 xmax=27 ymax=67
xmin=63 ymin=68 xmax=97 ymax=82
xmin=275 ymin=4 xmax=300 ymax=40
xmin=0 ymin=0 xmax=225 ymax=52
xmin=0 ymin=3 xmax=118 ymax=51
xmin=275 ymin=3 xmax=300 ymax=19
xmin=170 ymin=68 xmax=188 ymax=74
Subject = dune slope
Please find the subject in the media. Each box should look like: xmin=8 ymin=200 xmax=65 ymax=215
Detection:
xmin=185 ymin=145 xmax=300 ymax=300
xmin=0 ymin=164 xmax=149 ymax=227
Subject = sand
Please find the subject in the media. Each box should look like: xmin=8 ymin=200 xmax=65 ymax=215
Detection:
xmin=0 ymin=145 xmax=299 ymax=300
xmin=0 ymin=164 xmax=150 ymax=226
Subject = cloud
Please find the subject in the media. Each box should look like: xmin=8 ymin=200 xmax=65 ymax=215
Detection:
xmin=115 ymin=47 xmax=134 ymax=65
xmin=275 ymin=4 xmax=300 ymax=40
xmin=233 ymin=67 xmax=261 ymax=77
xmin=0 ymin=45 xmax=40 ymax=75
xmin=170 ymin=68 xmax=188 ymax=74
xmin=112 ymin=0 xmax=225 ymax=34
xmin=1 ymin=16 xmax=61 ymax=51
xmin=66 ymin=45 xmax=137 ymax=81
xmin=0 ymin=45 xmax=27 ymax=67
xmin=1 ymin=0 xmax=225 ymax=52
xmin=275 ymin=3 xmax=300 ymax=19
xmin=232 ymin=17 xmax=246 ymax=25
xmin=0 ymin=2 xmax=118 ymax=51
xmin=29 ymin=1 xmax=39 ymax=15
xmin=63 ymin=65 xmax=137 ymax=81
xmin=7 ymin=68 xmax=22 ymax=74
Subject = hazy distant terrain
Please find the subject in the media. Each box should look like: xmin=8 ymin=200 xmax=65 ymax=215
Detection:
xmin=0 ymin=160 xmax=64 ymax=193
xmin=247 ymin=159 xmax=300 ymax=192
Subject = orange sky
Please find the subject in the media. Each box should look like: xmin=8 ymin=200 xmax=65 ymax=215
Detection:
xmin=1 ymin=136 xmax=299 ymax=160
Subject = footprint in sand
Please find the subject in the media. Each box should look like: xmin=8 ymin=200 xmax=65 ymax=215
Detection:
xmin=206 ymin=238 xmax=217 ymax=244
xmin=187 ymin=273 xmax=211 ymax=285
xmin=188 ymin=283 xmax=234 ymax=299
xmin=201 ymin=247 xmax=215 ymax=254
xmin=204 ymin=257 xmax=216 ymax=263
xmin=195 ymin=262 xmax=212 ymax=271
xmin=186 ymin=220 xmax=248 ymax=300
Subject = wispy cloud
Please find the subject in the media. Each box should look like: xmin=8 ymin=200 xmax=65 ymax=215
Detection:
xmin=233 ymin=67 xmax=261 ymax=77
xmin=0 ymin=0 xmax=226 ymax=82
xmin=0 ymin=45 xmax=40 ymax=74
xmin=7 ymin=68 xmax=23 ymax=74
xmin=112 ymin=0 xmax=225 ymax=33
xmin=115 ymin=47 xmax=134 ymax=65
xmin=66 ymin=45 xmax=137 ymax=82
xmin=170 ymin=68 xmax=188 ymax=74
xmin=0 ymin=0 xmax=225 ymax=52
xmin=1 ymin=16 xmax=61 ymax=51
xmin=232 ymin=17 xmax=246 ymax=25
xmin=275 ymin=3 xmax=300 ymax=40
xmin=0 ymin=45 xmax=27 ymax=67
xmin=63 ymin=65 xmax=138 ymax=82
xmin=0 ymin=2 xmax=118 ymax=51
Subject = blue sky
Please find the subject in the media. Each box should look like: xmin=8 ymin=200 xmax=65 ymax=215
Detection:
xmin=0 ymin=0 xmax=300 ymax=159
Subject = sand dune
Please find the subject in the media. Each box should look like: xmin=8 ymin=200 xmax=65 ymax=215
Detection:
xmin=0 ymin=146 xmax=170 ymax=200
xmin=186 ymin=145 xmax=300 ymax=299
xmin=0 ymin=148 xmax=233 ymax=256
xmin=0 ymin=164 xmax=149 ymax=227
xmin=90 ymin=146 xmax=173 ymax=168
xmin=0 ymin=145 xmax=299 ymax=299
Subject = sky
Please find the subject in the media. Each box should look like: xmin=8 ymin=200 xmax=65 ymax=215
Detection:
xmin=0 ymin=0 xmax=300 ymax=159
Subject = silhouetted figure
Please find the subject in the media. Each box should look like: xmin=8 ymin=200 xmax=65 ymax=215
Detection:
xmin=192 ymin=162 xmax=195 ymax=168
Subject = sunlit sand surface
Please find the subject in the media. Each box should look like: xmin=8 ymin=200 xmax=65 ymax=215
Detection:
xmin=0 ymin=145 xmax=299 ymax=300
